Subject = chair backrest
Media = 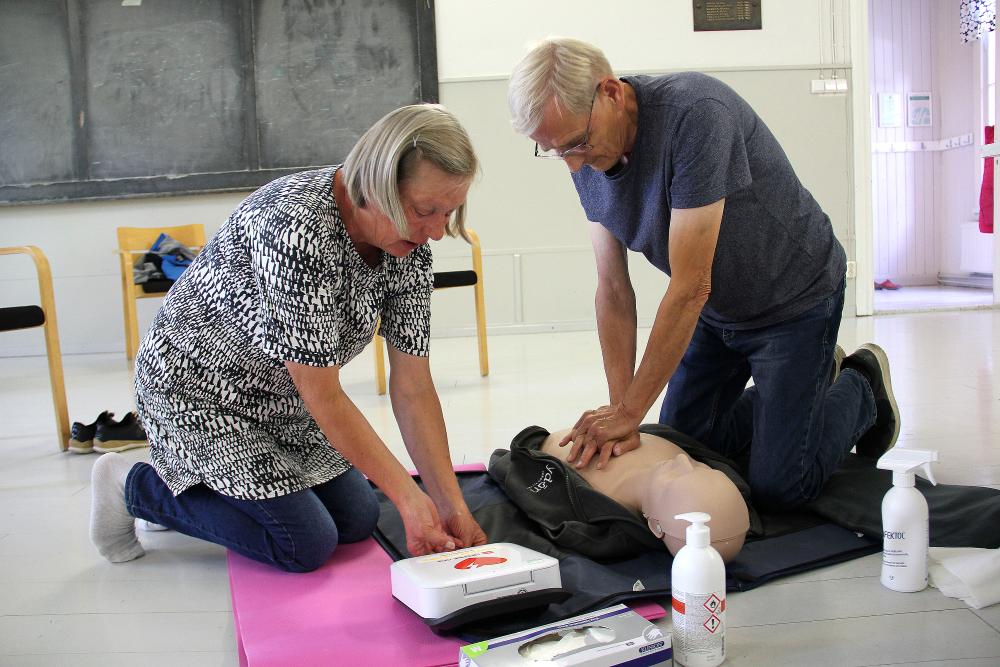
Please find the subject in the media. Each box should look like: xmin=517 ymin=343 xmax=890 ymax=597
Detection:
xmin=0 ymin=245 xmax=57 ymax=316
xmin=117 ymin=224 xmax=206 ymax=255
xmin=0 ymin=246 xmax=52 ymax=332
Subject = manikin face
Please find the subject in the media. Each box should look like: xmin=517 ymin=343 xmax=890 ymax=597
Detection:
xmin=641 ymin=454 xmax=750 ymax=563
xmin=528 ymin=79 xmax=629 ymax=174
xmin=363 ymin=160 xmax=471 ymax=258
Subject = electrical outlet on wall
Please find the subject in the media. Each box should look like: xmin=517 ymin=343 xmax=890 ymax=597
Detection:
xmin=846 ymin=261 xmax=857 ymax=279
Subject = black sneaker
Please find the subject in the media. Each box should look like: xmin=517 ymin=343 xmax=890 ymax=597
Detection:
xmin=67 ymin=411 xmax=116 ymax=454
xmin=94 ymin=412 xmax=149 ymax=453
xmin=842 ymin=343 xmax=900 ymax=458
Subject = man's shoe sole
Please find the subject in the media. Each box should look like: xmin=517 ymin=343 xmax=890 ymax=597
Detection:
xmin=832 ymin=344 xmax=846 ymax=384
xmin=94 ymin=439 xmax=149 ymax=454
xmin=858 ymin=342 xmax=900 ymax=451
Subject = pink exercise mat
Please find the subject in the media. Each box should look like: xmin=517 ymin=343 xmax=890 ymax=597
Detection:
xmin=228 ymin=464 xmax=666 ymax=666
xmin=229 ymin=539 xmax=463 ymax=666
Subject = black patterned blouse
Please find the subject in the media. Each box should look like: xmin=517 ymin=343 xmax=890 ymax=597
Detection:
xmin=134 ymin=166 xmax=433 ymax=499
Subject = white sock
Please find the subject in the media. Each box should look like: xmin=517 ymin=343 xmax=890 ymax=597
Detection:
xmin=90 ymin=453 xmax=145 ymax=563
xmin=137 ymin=519 xmax=169 ymax=532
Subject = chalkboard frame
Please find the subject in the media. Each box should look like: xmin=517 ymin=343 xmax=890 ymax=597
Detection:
xmin=0 ymin=0 xmax=438 ymax=206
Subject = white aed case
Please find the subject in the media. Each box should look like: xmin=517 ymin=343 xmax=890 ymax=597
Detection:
xmin=390 ymin=542 xmax=562 ymax=622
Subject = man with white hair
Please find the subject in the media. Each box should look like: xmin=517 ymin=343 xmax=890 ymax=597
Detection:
xmin=507 ymin=37 xmax=899 ymax=510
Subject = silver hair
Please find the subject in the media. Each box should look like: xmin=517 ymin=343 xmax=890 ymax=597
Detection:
xmin=342 ymin=104 xmax=478 ymax=240
xmin=507 ymin=37 xmax=614 ymax=136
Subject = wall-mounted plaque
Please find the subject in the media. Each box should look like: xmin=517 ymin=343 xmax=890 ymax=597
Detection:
xmin=693 ymin=1 xmax=762 ymax=32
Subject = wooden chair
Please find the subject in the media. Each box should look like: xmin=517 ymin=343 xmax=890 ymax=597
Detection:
xmin=0 ymin=246 xmax=70 ymax=450
xmin=373 ymin=229 xmax=489 ymax=395
xmin=117 ymin=224 xmax=206 ymax=360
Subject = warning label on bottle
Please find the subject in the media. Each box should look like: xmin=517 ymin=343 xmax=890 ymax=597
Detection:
xmin=672 ymin=590 xmax=726 ymax=664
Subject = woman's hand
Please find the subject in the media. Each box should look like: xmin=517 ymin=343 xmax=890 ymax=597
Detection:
xmin=440 ymin=507 xmax=487 ymax=549
xmin=399 ymin=488 xmax=462 ymax=556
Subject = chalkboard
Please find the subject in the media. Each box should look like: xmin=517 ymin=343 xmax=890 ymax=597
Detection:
xmin=0 ymin=1 xmax=76 ymax=187
xmin=0 ymin=0 xmax=437 ymax=205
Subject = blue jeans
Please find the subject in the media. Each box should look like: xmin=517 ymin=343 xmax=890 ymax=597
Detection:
xmin=660 ymin=283 xmax=875 ymax=510
xmin=125 ymin=464 xmax=380 ymax=572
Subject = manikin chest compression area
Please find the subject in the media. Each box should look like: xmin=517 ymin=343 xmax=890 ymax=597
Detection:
xmin=540 ymin=428 xmax=751 ymax=562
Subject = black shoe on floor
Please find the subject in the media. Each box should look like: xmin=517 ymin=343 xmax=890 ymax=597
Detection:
xmin=67 ymin=411 xmax=116 ymax=454
xmin=94 ymin=412 xmax=149 ymax=453
xmin=842 ymin=343 xmax=900 ymax=458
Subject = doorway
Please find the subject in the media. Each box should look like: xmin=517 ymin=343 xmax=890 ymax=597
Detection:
xmin=866 ymin=0 xmax=996 ymax=314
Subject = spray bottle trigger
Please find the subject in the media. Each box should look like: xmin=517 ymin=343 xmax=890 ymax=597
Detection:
xmin=921 ymin=462 xmax=937 ymax=486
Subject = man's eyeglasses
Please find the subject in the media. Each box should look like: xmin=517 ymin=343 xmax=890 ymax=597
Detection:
xmin=534 ymin=84 xmax=600 ymax=159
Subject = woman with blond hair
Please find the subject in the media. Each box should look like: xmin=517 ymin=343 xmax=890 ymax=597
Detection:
xmin=91 ymin=104 xmax=487 ymax=571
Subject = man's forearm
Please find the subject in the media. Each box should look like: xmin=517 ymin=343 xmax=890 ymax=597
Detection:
xmin=596 ymin=282 xmax=638 ymax=404
xmin=621 ymin=282 xmax=706 ymax=423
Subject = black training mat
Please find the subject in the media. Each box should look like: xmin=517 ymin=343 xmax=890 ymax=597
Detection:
xmin=374 ymin=426 xmax=1000 ymax=640
xmin=372 ymin=470 xmax=879 ymax=640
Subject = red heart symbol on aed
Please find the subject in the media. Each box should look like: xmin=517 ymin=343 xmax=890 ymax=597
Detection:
xmin=454 ymin=556 xmax=507 ymax=569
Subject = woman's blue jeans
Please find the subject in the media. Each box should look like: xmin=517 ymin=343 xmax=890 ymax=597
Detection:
xmin=125 ymin=464 xmax=380 ymax=572
xmin=660 ymin=283 xmax=875 ymax=510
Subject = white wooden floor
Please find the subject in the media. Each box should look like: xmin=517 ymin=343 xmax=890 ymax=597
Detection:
xmin=1 ymin=309 xmax=998 ymax=666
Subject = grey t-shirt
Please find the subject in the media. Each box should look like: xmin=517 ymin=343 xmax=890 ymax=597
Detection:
xmin=572 ymin=73 xmax=846 ymax=329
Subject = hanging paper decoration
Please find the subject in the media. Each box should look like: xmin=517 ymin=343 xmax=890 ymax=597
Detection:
xmin=961 ymin=0 xmax=996 ymax=43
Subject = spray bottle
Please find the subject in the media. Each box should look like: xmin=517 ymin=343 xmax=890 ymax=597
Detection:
xmin=876 ymin=448 xmax=939 ymax=592
xmin=671 ymin=512 xmax=726 ymax=667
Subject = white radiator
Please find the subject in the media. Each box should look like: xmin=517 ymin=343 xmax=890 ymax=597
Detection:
xmin=960 ymin=222 xmax=994 ymax=274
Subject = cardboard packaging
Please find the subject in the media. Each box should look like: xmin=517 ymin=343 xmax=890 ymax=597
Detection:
xmin=458 ymin=603 xmax=672 ymax=666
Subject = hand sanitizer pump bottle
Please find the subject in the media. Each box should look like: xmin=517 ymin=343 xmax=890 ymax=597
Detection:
xmin=876 ymin=449 xmax=939 ymax=592
xmin=671 ymin=512 xmax=726 ymax=667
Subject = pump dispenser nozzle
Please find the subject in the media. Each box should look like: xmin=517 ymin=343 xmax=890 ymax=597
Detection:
xmin=675 ymin=512 xmax=711 ymax=548
xmin=877 ymin=449 xmax=939 ymax=488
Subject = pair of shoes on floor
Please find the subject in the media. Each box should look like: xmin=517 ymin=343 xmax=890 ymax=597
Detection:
xmin=840 ymin=342 xmax=901 ymax=459
xmin=68 ymin=411 xmax=148 ymax=454
xmin=874 ymin=279 xmax=901 ymax=291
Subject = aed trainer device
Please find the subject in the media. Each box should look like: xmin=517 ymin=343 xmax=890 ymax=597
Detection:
xmin=390 ymin=543 xmax=568 ymax=631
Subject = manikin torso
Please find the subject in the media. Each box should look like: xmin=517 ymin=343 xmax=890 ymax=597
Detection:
xmin=541 ymin=429 xmax=750 ymax=562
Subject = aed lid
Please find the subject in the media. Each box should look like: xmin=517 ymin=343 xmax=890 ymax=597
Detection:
xmin=390 ymin=542 xmax=558 ymax=589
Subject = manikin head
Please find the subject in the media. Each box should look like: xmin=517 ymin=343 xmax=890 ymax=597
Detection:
xmin=640 ymin=453 xmax=750 ymax=562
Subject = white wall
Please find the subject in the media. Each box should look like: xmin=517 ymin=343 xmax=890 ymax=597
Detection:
xmin=435 ymin=0 xmax=849 ymax=79
xmin=0 ymin=0 xmax=860 ymax=356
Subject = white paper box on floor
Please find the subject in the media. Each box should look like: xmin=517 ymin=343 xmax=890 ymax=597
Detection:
xmin=391 ymin=543 xmax=563 ymax=623
xmin=458 ymin=604 xmax=671 ymax=667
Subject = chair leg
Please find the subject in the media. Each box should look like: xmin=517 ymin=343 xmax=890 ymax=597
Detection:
xmin=123 ymin=292 xmax=141 ymax=361
xmin=42 ymin=319 xmax=70 ymax=450
xmin=374 ymin=332 xmax=387 ymax=396
xmin=120 ymin=254 xmax=139 ymax=360
xmin=31 ymin=248 xmax=71 ymax=450
xmin=473 ymin=281 xmax=489 ymax=377
xmin=469 ymin=234 xmax=489 ymax=377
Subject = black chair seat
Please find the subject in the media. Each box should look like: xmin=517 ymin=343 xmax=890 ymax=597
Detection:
xmin=433 ymin=270 xmax=478 ymax=290
xmin=0 ymin=305 xmax=44 ymax=331
xmin=141 ymin=278 xmax=175 ymax=294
